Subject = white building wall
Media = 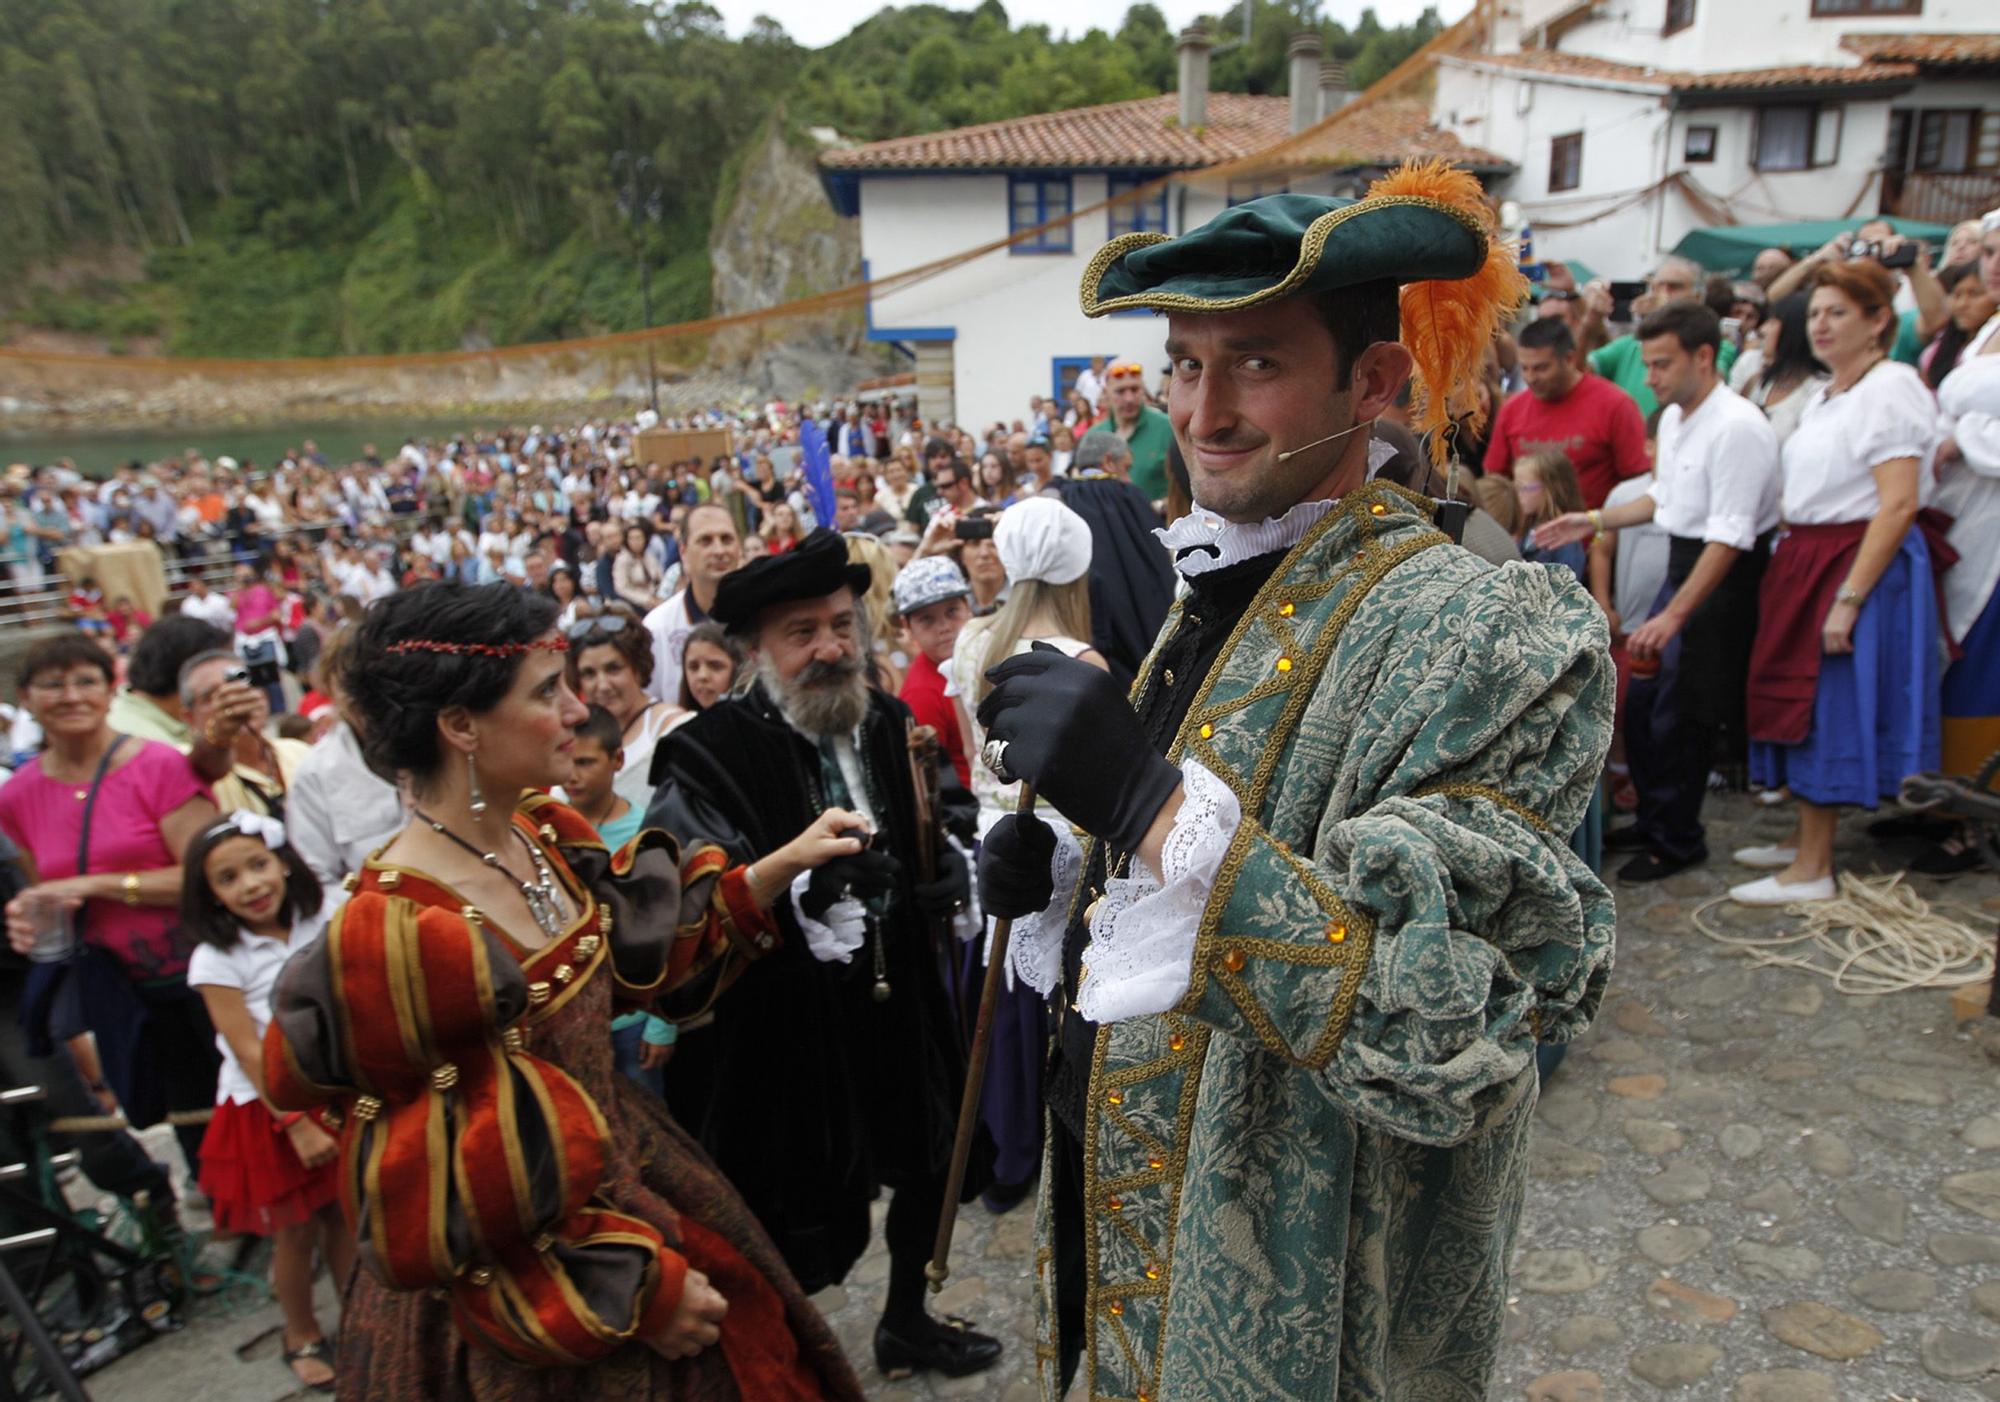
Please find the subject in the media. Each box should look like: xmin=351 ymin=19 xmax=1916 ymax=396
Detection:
xmin=1436 ymin=54 xmax=1964 ymax=278
xmin=858 ymin=172 xmax=1232 ymax=431
xmin=1512 ymin=0 xmax=1992 ymax=73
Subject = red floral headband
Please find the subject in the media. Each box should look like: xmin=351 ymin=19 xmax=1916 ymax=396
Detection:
xmin=385 ymin=637 xmax=570 ymax=657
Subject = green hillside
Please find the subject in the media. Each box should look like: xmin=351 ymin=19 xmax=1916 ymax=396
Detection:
xmin=0 ymin=0 xmax=1443 ymax=359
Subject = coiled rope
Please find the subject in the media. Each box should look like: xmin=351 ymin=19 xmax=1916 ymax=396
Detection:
xmin=1691 ymin=871 xmax=1996 ymax=995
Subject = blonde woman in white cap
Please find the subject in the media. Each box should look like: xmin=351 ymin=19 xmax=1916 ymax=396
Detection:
xmin=940 ymin=494 xmax=1101 ymax=1214
xmin=946 ymin=496 xmax=1107 ymax=825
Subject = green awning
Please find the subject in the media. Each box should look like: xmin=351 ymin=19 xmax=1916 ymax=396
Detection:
xmin=1672 ymin=217 xmax=1952 ymax=275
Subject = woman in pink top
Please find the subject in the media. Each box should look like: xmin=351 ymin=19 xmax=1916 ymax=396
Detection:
xmin=0 ymin=634 xmax=220 ymax=1171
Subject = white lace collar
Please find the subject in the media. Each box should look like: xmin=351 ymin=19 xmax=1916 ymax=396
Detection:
xmin=1155 ymin=438 xmax=1397 ymax=579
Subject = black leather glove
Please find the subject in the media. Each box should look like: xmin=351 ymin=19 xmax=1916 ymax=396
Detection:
xmin=977 ymin=642 xmax=1182 ymax=853
xmin=911 ymin=842 xmax=970 ymax=922
xmin=799 ymin=846 xmax=903 ymax=920
xmin=978 ymin=813 xmax=1056 ymax=919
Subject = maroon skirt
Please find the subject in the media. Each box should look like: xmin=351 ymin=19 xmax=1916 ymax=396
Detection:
xmin=198 ymin=1098 xmax=340 ymax=1236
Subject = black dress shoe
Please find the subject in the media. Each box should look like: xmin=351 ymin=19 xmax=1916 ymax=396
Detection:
xmin=1617 ymin=850 xmax=1705 ymax=883
xmin=874 ymin=1314 xmax=1002 ymax=1379
xmin=1604 ymin=824 xmax=1651 ymax=852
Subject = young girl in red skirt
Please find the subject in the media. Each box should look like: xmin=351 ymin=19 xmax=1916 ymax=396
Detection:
xmin=182 ymin=811 xmax=353 ymax=1392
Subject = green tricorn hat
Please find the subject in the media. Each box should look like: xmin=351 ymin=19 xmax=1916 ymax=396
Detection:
xmin=1081 ymin=190 xmax=1488 ymax=317
xmin=1078 ymin=160 xmax=1528 ymax=466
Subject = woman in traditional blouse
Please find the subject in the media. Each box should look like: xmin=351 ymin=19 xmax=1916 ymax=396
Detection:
xmin=1920 ymin=215 xmax=2000 ymax=874
xmin=1732 ymin=260 xmax=1942 ymax=905
xmin=264 ymin=580 xmax=862 ymax=1400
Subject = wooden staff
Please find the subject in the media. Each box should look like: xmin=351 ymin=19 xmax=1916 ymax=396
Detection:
xmin=926 ymin=781 xmax=1037 ymax=1294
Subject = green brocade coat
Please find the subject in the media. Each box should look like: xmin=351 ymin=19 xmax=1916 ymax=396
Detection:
xmin=1032 ymin=482 xmax=1617 ymax=1401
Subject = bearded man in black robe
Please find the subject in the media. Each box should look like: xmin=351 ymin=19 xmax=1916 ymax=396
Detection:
xmin=644 ymin=528 xmax=998 ymax=1381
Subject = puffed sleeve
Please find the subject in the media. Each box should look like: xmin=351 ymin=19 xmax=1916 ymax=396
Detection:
xmin=1171 ymin=562 xmax=1616 ymax=1146
xmin=262 ymin=893 xmax=690 ymax=1366
xmin=527 ymin=796 xmax=780 ymax=1022
xmin=1855 ymin=364 xmax=1940 ymax=470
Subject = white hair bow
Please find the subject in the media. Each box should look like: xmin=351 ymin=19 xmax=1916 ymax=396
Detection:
xmin=228 ymin=810 xmax=287 ymax=850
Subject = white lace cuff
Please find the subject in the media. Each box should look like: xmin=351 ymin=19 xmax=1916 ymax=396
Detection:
xmin=1074 ymin=759 xmax=1240 ymax=1023
xmin=788 ymin=871 xmax=866 ymax=964
xmin=1002 ymin=821 xmax=1085 ymax=996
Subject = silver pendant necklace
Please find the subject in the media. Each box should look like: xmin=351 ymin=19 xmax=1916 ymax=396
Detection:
xmin=414 ymin=810 xmax=569 ymax=938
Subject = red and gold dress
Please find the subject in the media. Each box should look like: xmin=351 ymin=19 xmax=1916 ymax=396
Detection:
xmin=263 ymin=795 xmax=863 ymax=1401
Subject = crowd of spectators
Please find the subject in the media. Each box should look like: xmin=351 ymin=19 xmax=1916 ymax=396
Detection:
xmin=0 ymin=209 xmax=1996 ymax=1386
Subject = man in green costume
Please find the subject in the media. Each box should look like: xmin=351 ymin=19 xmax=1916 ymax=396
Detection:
xmin=973 ymin=167 xmax=1616 ymax=1400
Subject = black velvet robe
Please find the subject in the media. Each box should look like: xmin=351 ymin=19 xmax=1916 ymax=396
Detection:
xmin=643 ymin=683 xmax=983 ymax=1294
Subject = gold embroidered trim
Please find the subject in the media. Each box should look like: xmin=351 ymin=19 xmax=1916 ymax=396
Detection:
xmin=1410 ymin=782 xmax=1554 ymax=834
xmin=1080 ymin=195 xmax=1487 ymax=318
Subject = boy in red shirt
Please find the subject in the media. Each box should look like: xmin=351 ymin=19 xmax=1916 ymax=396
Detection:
xmin=892 ymin=556 xmax=973 ymax=788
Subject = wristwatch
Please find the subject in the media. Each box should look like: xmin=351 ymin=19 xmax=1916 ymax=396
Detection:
xmin=119 ymin=873 xmax=141 ymax=906
xmin=1834 ymin=584 xmax=1865 ymax=607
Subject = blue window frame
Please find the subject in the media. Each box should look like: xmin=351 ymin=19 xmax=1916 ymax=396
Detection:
xmin=1051 ymin=355 xmax=1095 ymax=404
xmin=1107 ymin=175 xmax=1170 ymax=237
xmin=1009 ymin=175 xmax=1074 ymax=254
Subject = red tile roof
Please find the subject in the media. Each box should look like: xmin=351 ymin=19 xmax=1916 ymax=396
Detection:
xmin=1251 ymin=97 xmax=1510 ymax=173
xmin=1840 ymin=33 xmax=2000 ymax=67
xmin=819 ymin=92 xmax=1292 ymax=172
xmin=1446 ymin=47 xmax=1918 ymax=92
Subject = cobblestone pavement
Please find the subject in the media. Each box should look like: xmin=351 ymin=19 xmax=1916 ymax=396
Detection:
xmin=90 ymin=792 xmax=2000 ymax=1400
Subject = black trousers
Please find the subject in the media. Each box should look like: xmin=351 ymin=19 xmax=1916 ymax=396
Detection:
xmin=1627 ymin=653 xmax=1716 ymax=863
xmin=1629 ymin=534 xmax=1767 ymax=864
xmin=1052 ymin=1116 xmax=1087 ymax=1392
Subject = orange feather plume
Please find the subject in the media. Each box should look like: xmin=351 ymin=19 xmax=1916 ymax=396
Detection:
xmin=1366 ymin=159 xmax=1529 ymax=471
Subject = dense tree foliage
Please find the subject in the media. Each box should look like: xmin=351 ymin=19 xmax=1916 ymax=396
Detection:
xmin=0 ymin=0 xmax=1443 ymax=356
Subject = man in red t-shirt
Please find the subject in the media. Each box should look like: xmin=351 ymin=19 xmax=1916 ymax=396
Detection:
xmin=892 ymin=555 xmax=973 ymax=788
xmin=1486 ymin=317 xmax=1648 ymax=508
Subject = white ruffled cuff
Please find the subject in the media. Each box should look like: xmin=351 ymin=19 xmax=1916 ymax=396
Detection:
xmin=1074 ymin=758 xmax=1240 ymax=1023
xmin=1002 ymin=821 xmax=1085 ymax=996
xmin=789 ymin=871 xmax=867 ymax=964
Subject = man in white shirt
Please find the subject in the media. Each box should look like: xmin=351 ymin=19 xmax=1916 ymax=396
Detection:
xmin=1072 ymin=355 xmax=1107 ymax=413
xmin=642 ymin=502 xmax=742 ymax=705
xmin=179 ymin=574 xmax=237 ymax=630
xmin=1538 ymin=302 xmax=1779 ymax=882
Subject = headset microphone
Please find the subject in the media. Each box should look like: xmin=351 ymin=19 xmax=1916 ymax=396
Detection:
xmin=1273 ymin=416 xmax=1378 ymax=462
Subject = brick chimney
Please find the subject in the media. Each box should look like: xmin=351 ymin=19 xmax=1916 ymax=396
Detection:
xmin=1177 ymin=23 xmax=1212 ymax=130
xmin=1288 ymin=32 xmax=1324 ymax=134
xmin=1320 ymin=59 xmax=1352 ymax=119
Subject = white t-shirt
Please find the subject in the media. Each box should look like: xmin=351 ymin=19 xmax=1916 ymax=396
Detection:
xmin=188 ymin=908 xmax=331 ymax=1105
xmin=1605 ymin=474 xmax=1671 ymax=629
xmin=1780 ymin=361 xmax=1938 ymax=524
xmin=181 ymin=591 xmax=236 ymax=630
xmin=1652 ymin=383 xmax=1781 ymax=548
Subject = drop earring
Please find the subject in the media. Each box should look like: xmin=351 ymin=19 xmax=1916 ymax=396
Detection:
xmin=467 ymin=749 xmax=487 ymax=819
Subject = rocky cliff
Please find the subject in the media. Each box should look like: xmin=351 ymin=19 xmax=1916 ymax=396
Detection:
xmin=707 ymin=115 xmax=891 ymax=401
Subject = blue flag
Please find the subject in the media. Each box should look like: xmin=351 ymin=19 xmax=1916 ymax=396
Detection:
xmin=798 ymin=420 xmax=836 ymax=531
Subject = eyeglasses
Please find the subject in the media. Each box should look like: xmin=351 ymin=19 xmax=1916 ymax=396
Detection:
xmin=1109 ymin=362 xmax=1145 ymax=377
xmin=566 ymin=615 xmax=631 ymax=643
xmin=27 ymin=674 xmax=108 ymax=698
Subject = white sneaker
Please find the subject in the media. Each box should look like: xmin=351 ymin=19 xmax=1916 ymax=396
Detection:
xmin=1755 ymin=787 xmax=1790 ymax=807
xmin=1728 ymin=874 xmax=1836 ymax=906
xmin=1732 ymin=845 xmax=1798 ymax=869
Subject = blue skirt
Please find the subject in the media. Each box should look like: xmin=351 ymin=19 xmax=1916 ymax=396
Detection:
xmin=1940 ymin=582 xmax=2000 ymax=776
xmin=1749 ymin=530 xmax=1940 ymax=808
